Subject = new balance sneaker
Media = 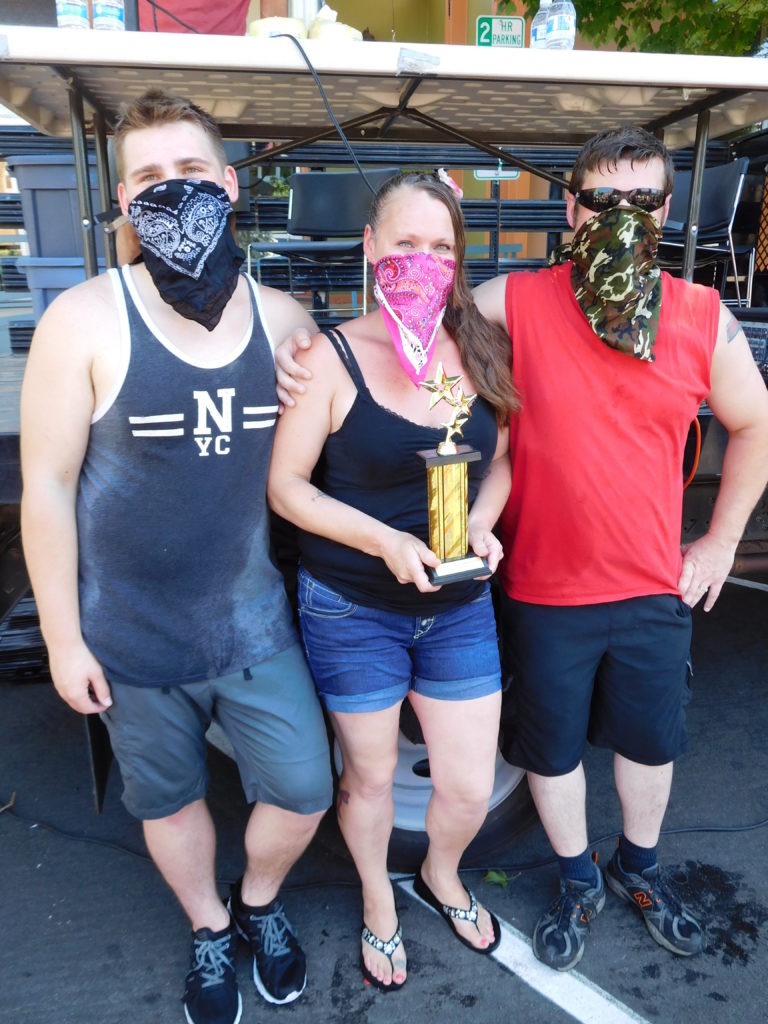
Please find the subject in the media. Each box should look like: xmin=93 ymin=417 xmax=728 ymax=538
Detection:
xmin=605 ymin=850 xmax=703 ymax=956
xmin=182 ymin=922 xmax=242 ymax=1024
xmin=228 ymin=881 xmax=306 ymax=1005
xmin=532 ymin=867 xmax=606 ymax=971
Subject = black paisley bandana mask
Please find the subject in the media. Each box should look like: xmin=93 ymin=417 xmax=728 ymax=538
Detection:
xmin=128 ymin=178 xmax=245 ymax=331
xmin=549 ymin=206 xmax=662 ymax=362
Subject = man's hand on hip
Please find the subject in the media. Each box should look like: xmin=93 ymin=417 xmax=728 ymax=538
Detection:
xmin=678 ymin=533 xmax=736 ymax=611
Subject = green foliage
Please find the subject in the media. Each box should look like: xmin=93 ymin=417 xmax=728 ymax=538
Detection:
xmin=263 ymin=175 xmax=291 ymax=197
xmin=497 ymin=1 xmax=768 ymax=56
xmin=483 ymin=869 xmax=508 ymax=887
xmin=483 ymin=869 xmax=520 ymax=888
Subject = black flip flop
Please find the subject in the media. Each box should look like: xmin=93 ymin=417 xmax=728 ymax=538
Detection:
xmin=360 ymin=919 xmax=407 ymax=992
xmin=413 ymin=870 xmax=501 ymax=955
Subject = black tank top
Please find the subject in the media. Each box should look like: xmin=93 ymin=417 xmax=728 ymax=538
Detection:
xmin=77 ymin=268 xmax=296 ymax=687
xmin=299 ymin=328 xmax=499 ymax=615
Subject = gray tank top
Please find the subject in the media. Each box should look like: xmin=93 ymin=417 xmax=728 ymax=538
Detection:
xmin=76 ymin=266 xmax=295 ymax=687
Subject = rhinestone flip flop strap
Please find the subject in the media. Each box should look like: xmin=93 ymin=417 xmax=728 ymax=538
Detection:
xmin=361 ymin=922 xmax=403 ymax=958
xmin=441 ymin=889 xmax=479 ymax=924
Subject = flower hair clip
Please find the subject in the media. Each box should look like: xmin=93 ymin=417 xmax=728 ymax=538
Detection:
xmin=436 ymin=168 xmax=463 ymax=199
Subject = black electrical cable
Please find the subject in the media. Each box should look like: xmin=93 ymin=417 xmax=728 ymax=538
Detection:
xmin=272 ymin=33 xmax=378 ymax=196
xmin=459 ymin=815 xmax=768 ymax=877
xmin=4 ymin=802 xmax=767 ymax=891
xmin=0 ymin=803 xmax=355 ymax=889
xmin=135 ymin=17 xmax=377 ymax=195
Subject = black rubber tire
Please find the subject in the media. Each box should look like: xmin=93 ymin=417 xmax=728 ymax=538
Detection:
xmin=317 ymin=749 xmax=538 ymax=875
xmin=387 ymin=767 xmax=537 ymax=873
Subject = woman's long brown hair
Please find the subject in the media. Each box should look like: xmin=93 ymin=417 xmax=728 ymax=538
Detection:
xmin=368 ymin=172 xmax=519 ymax=425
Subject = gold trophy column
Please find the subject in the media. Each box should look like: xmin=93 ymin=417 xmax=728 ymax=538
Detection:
xmin=427 ymin=459 xmax=469 ymax=562
xmin=418 ymin=362 xmax=488 ymax=584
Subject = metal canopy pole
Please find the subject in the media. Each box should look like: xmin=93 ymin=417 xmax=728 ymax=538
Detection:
xmin=682 ymin=109 xmax=710 ymax=282
xmin=231 ymin=102 xmax=571 ymax=189
xmin=398 ymin=107 xmax=569 ymax=189
xmin=67 ymin=83 xmax=98 ymax=278
xmin=231 ymin=107 xmax=395 ymax=171
xmin=93 ymin=110 xmax=117 ymax=270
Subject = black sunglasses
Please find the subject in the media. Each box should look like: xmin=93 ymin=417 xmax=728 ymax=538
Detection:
xmin=571 ymin=187 xmax=669 ymax=213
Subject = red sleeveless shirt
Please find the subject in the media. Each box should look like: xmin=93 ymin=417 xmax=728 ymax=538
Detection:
xmin=499 ymin=265 xmax=719 ymax=605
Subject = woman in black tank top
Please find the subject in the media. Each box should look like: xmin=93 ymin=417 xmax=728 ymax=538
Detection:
xmin=268 ymin=172 xmax=519 ymax=990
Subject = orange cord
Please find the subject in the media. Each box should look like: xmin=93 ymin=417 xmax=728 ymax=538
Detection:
xmin=683 ymin=417 xmax=702 ymax=490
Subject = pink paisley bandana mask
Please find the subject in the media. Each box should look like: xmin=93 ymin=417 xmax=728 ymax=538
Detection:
xmin=373 ymin=252 xmax=456 ymax=387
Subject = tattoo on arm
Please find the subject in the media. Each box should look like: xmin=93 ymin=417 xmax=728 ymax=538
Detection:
xmin=310 ymin=488 xmax=326 ymax=503
xmin=336 ymin=788 xmax=350 ymax=818
xmin=725 ymin=312 xmax=742 ymax=343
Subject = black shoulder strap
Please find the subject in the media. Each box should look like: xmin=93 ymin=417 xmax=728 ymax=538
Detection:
xmin=321 ymin=327 xmax=366 ymax=394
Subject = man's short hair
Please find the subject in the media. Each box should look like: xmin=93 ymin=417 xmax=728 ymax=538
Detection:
xmin=113 ymin=89 xmax=226 ymax=181
xmin=569 ymin=126 xmax=675 ymax=195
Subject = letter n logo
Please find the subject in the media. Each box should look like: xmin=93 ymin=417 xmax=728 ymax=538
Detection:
xmin=192 ymin=388 xmax=235 ymax=436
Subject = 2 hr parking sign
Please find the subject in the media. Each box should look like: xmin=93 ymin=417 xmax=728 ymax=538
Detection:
xmin=476 ymin=15 xmax=525 ymax=48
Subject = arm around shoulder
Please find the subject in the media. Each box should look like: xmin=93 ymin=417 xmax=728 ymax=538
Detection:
xmin=472 ymin=274 xmax=510 ymax=330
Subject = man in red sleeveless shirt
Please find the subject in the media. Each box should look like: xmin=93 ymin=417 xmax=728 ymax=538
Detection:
xmin=471 ymin=127 xmax=768 ymax=971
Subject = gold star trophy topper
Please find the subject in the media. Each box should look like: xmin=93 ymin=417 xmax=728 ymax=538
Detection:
xmin=417 ymin=363 xmax=487 ymax=584
xmin=420 ymin=362 xmax=478 ymax=456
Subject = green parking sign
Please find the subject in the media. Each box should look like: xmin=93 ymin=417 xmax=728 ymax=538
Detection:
xmin=476 ymin=15 xmax=524 ymax=48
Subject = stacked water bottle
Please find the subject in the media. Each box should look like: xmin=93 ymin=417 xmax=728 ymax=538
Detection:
xmin=530 ymin=0 xmax=577 ymax=50
xmin=55 ymin=1 xmax=126 ymax=30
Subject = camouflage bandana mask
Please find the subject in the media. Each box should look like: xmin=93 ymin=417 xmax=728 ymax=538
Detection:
xmin=549 ymin=206 xmax=662 ymax=362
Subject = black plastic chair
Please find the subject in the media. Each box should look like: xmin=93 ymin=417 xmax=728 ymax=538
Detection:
xmin=247 ymin=167 xmax=400 ymax=319
xmin=659 ymin=157 xmax=755 ymax=306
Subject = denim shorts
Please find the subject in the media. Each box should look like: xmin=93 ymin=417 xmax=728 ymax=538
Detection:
xmin=498 ymin=592 xmax=693 ymax=775
xmin=297 ymin=567 xmax=502 ymax=713
xmin=100 ymin=642 xmax=333 ymax=820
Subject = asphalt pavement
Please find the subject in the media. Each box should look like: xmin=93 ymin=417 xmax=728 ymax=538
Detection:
xmin=1 ymin=579 xmax=767 ymax=1024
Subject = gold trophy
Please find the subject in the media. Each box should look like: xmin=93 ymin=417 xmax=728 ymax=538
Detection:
xmin=418 ymin=363 xmax=489 ymax=584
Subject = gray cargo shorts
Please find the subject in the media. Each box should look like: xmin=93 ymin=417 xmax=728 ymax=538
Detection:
xmin=100 ymin=642 xmax=333 ymax=820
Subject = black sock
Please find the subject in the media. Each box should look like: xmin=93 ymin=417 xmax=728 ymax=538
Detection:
xmin=557 ymin=848 xmax=598 ymax=886
xmin=618 ymin=835 xmax=658 ymax=876
xmin=194 ymin=919 xmax=232 ymax=938
xmin=232 ymin=879 xmax=276 ymax=916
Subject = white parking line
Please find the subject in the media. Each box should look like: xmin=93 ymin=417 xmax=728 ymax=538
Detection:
xmin=399 ymin=878 xmax=652 ymax=1024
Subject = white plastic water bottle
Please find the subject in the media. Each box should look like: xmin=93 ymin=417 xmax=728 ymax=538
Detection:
xmin=55 ymin=1 xmax=91 ymax=29
xmin=530 ymin=0 xmax=552 ymax=49
xmin=92 ymin=0 xmax=125 ymax=31
xmin=546 ymin=0 xmax=576 ymax=50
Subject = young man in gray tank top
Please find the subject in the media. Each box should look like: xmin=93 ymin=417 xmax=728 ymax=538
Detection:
xmin=20 ymin=90 xmax=333 ymax=1024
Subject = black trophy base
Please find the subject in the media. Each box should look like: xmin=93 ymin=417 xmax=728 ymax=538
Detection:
xmin=427 ymin=554 xmax=490 ymax=585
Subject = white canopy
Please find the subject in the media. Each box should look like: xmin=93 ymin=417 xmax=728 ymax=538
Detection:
xmin=0 ymin=25 xmax=767 ymax=150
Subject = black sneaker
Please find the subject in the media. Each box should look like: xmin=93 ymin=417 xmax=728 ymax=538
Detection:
xmin=228 ymin=881 xmax=306 ymax=1005
xmin=182 ymin=922 xmax=242 ymax=1024
xmin=605 ymin=850 xmax=703 ymax=956
xmin=532 ymin=867 xmax=606 ymax=971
